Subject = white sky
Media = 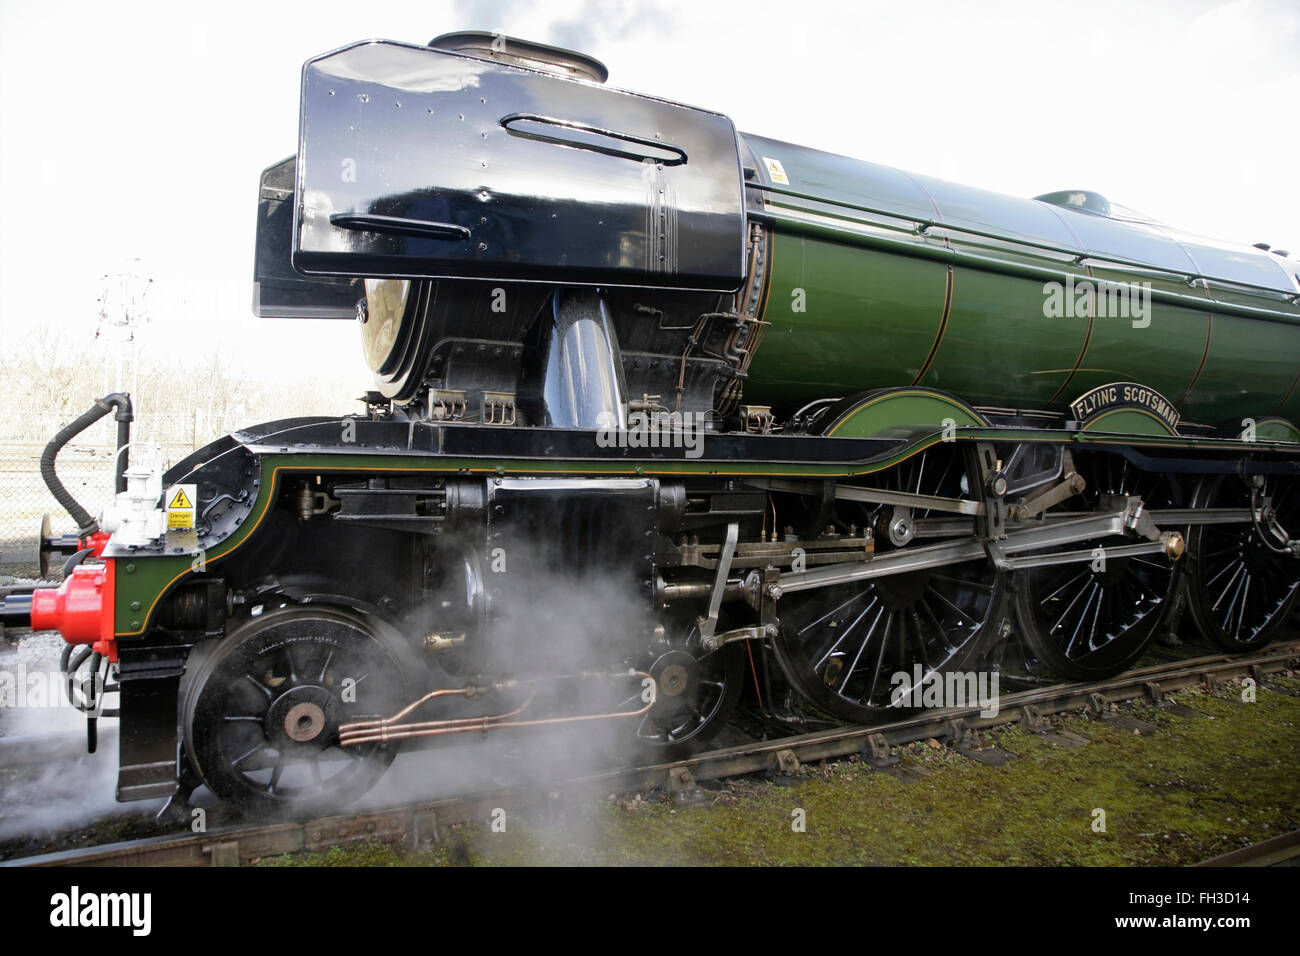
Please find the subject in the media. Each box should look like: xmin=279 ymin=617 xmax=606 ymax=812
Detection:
xmin=2 ymin=0 xmax=1297 ymax=399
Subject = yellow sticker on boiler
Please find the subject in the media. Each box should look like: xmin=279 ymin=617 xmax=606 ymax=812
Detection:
xmin=762 ymin=157 xmax=789 ymax=185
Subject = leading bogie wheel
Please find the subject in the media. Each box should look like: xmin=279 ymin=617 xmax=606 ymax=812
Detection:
xmin=181 ymin=605 xmax=411 ymax=817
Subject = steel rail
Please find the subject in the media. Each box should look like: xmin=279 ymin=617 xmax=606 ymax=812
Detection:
xmin=1194 ymin=829 xmax=1300 ymax=867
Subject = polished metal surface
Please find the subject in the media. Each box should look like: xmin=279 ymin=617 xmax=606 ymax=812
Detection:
xmin=775 ymin=505 xmax=1148 ymax=595
xmin=542 ymin=290 xmax=628 ymax=429
xmin=698 ymin=522 xmax=739 ymax=644
xmin=293 ymin=40 xmax=746 ymax=289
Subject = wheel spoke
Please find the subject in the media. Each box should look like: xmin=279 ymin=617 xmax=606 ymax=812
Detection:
xmin=907 ymin=608 xmax=933 ymax=672
xmin=1232 ymin=577 xmax=1251 ymax=639
xmin=1206 ymin=558 xmax=1242 ymax=593
xmin=839 ymin=604 xmax=886 ymax=693
xmin=1201 ymin=545 xmax=1243 ymax=561
xmin=317 ymin=648 xmax=336 ymax=682
xmin=930 ymin=572 xmax=993 ymax=592
xmin=814 ymin=597 xmax=877 ymax=670
xmin=1086 ymin=585 xmax=1106 ymax=652
xmin=799 ymin=588 xmax=875 ymax=636
xmin=283 ymin=645 xmax=301 ymax=684
xmin=231 ymin=742 xmax=269 ymax=769
xmin=268 ymin=758 xmax=287 ymax=795
xmin=918 ymin=598 xmax=957 ymax=657
xmin=773 ymin=445 xmax=1002 ymax=721
xmin=1049 ymin=574 xmax=1095 ymax=635
xmin=242 ymin=673 xmax=274 ymax=699
xmin=925 ymin=586 xmax=969 ymax=625
xmin=857 ymin=610 xmax=893 ymax=704
xmin=1040 ymin=569 xmax=1089 ymax=606
xmin=1186 ymin=475 xmax=1298 ymax=651
xmin=1129 ymin=557 xmax=1170 ymax=572
xmin=1062 ymin=581 xmax=1099 ymax=657
xmin=1213 ymin=562 xmax=1246 ymax=612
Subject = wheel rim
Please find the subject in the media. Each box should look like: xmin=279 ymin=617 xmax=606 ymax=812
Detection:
xmin=1014 ymin=454 xmax=1180 ymax=679
xmin=772 ymin=447 xmax=1003 ymax=723
xmin=183 ymin=608 xmax=406 ymax=815
xmin=1188 ymin=474 xmax=1300 ymax=651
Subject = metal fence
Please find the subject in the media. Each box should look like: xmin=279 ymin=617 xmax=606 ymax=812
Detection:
xmin=0 ymin=410 xmax=244 ymax=582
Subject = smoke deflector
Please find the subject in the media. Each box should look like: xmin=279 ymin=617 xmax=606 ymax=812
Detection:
xmin=292 ymin=40 xmax=747 ymax=291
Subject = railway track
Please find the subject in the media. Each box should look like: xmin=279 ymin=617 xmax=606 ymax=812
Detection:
xmin=3 ymin=639 xmax=1296 ymax=868
xmin=1196 ymin=829 xmax=1300 ymax=867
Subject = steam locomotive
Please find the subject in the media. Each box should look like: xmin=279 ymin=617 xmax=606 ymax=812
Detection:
xmin=3 ymin=32 xmax=1298 ymax=817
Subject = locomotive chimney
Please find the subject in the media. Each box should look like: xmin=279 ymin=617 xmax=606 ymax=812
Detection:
xmin=429 ymin=31 xmax=610 ymax=83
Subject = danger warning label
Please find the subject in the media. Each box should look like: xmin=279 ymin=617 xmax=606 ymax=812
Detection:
xmin=166 ymin=484 xmax=196 ymax=530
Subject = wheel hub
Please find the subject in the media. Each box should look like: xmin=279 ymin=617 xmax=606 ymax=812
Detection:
xmin=266 ymin=685 xmax=337 ymax=749
xmin=649 ymin=650 xmax=697 ymax=712
xmin=659 ymin=663 xmax=689 ymax=697
xmin=284 ymin=701 xmax=327 ymax=742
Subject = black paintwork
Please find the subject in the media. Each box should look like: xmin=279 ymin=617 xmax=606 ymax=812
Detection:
xmin=292 ymin=41 xmax=746 ymax=290
xmin=253 ymin=156 xmax=361 ymax=319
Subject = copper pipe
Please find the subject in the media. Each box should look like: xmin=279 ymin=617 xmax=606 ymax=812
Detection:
xmin=339 ymin=699 xmax=654 ymax=747
xmin=339 ymin=699 xmax=533 ymax=746
xmin=339 ymin=687 xmax=472 ymax=736
xmin=338 ymin=671 xmax=656 ymax=748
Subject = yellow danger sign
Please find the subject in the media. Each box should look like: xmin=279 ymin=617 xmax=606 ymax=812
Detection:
xmin=166 ymin=483 xmax=197 ymax=532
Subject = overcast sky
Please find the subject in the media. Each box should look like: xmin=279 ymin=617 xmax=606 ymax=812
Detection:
xmin=2 ymin=0 xmax=1296 ymax=401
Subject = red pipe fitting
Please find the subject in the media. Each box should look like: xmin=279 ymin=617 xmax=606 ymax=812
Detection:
xmin=30 ymin=560 xmax=117 ymax=662
xmin=81 ymin=530 xmax=111 ymax=560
